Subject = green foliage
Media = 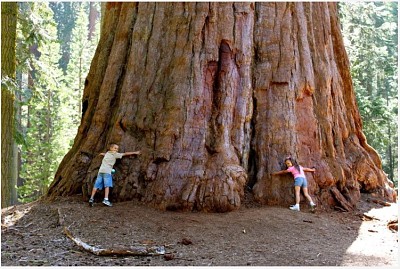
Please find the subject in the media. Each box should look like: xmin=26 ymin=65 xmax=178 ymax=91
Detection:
xmin=16 ymin=2 xmax=65 ymax=203
xmin=15 ymin=2 xmax=100 ymax=203
xmin=49 ymin=2 xmax=79 ymax=72
xmin=339 ymin=2 xmax=398 ymax=185
xmin=65 ymin=3 xmax=100 ymax=128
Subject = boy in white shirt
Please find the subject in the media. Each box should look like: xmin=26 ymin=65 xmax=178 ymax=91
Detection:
xmin=89 ymin=143 xmax=140 ymax=207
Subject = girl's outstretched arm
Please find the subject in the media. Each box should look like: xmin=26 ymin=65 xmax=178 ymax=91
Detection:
xmin=303 ymin=167 xmax=316 ymax=173
xmin=271 ymin=170 xmax=289 ymax=176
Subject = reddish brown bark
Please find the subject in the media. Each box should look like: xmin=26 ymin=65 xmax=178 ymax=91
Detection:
xmin=47 ymin=2 xmax=396 ymax=212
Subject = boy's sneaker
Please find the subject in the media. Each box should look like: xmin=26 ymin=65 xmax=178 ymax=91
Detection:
xmin=89 ymin=198 xmax=94 ymax=207
xmin=102 ymin=199 xmax=112 ymax=207
xmin=289 ymin=205 xmax=300 ymax=211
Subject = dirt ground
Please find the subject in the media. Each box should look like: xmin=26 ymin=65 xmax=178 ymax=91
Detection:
xmin=1 ymin=192 xmax=398 ymax=267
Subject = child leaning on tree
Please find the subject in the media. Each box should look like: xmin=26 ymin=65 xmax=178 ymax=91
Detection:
xmin=271 ymin=156 xmax=316 ymax=212
xmin=89 ymin=143 xmax=140 ymax=207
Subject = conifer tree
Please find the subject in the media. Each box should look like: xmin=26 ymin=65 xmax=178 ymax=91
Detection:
xmin=16 ymin=2 xmax=100 ymax=202
xmin=339 ymin=2 xmax=398 ymax=184
xmin=18 ymin=2 xmax=66 ymax=202
xmin=1 ymin=2 xmax=18 ymax=207
xmin=65 ymin=2 xmax=100 ymax=127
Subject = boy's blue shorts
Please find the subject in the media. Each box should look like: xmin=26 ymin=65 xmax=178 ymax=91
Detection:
xmin=294 ymin=177 xmax=308 ymax=187
xmin=94 ymin=173 xmax=113 ymax=189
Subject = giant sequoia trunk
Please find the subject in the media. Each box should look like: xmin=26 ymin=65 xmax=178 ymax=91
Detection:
xmin=47 ymin=2 xmax=396 ymax=212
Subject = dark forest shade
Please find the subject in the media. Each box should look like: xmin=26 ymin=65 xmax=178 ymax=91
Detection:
xmin=47 ymin=2 xmax=396 ymax=212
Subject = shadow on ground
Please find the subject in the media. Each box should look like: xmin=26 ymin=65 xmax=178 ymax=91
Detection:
xmin=1 ymin=192 xmax=398 ymax=266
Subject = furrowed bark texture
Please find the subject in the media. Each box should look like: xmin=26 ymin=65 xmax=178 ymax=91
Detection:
xmin=1 ymin=2 xmax=18 ymax=208
xmin=47 ymin=2 xmax=396 ymax=212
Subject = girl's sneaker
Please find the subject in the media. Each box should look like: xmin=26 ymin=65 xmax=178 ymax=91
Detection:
xmin=89 ymin=198 xmax=94 ymax=207
xmin=310 ymin=203 xmax=317 ymax=213
xmin=289 ymin=205 xmax=300 ymax=211
xmin=102 ymin=199 xmax=112 ymax=207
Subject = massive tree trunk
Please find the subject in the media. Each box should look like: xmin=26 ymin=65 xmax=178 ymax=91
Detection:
xmin=47 ymin=2 xmax=396 ymax=212
xmin=1 ymin=2 xmax=18 ymax=208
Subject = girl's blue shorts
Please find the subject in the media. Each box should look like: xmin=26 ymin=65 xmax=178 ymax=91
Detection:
xmin=94 ymin=173 xmax=113 ymax=189
xmin=294 ymin=177 xmax=308 ymax=187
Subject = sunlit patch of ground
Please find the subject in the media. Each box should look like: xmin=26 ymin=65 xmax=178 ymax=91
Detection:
xmin=341 ymin=203 xmax=398 ymax=266
xmin=1 ymin=201 xmax=37 ymax=228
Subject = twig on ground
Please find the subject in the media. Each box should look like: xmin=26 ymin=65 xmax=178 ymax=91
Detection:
xmin=387 ymin=220 xmax=398 ymax=232
xmin=361 ymin=214 xmax=380 ymax=221
xmin=333 ymin=206 xmax=348 ymax=212
xmin=57 ymin=208 xmax=65 ymax=226
xmin=368 ymin=198 xmax=391 ymax=207
xmin=63 ymin=227 xmax=165 ymax=256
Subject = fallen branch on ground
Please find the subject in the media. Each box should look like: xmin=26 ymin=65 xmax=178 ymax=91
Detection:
xmin=387 ymin=220 xmax=398 ymax=232
xmin=63 ymin=227 xmax=165 ymax=256
xmin=333 ymin=206 xmax=348 ymax=212
xmin=361 ymin=214 xmax=380 ymax=221
xmin=368 ymin=198 xmax=391 ymax=206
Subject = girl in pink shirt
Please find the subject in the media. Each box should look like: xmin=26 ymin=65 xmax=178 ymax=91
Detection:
xmin=272 ymin=156 xmax=316 ymax=212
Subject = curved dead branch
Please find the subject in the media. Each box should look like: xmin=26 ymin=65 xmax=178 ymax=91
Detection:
xmin=63 ymin=227 xmax=165 ymax=256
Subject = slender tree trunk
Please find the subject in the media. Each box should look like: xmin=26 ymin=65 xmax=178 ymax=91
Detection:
xmin=88 ymin=2 xmax=99 ymax=41
xmin=43 ymin=82 xmax=52 ymax=196
xmin=47 ymin=2 xmax=396 ymax=212
xmin=1 ymin=2 xmax=18 ymax=207
xmin=385 ymin=90 xmax=394 ymax=181
xmin=16 ymin=72 xmax=24 ymax=190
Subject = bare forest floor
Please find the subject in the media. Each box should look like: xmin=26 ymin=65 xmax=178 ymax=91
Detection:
xmin=1 ymin=192 xmax=398 ymax=267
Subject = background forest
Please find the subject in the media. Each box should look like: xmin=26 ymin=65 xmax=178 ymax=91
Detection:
xmin=2 ymin=2 xmax=101 ymax=204
xmin=1 ymin=1 xmax=398 ymax=205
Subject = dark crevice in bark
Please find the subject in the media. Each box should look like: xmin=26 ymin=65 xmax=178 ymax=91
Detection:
xmin=204 ymin=58 xmax=218 ymax=153
xmin=207 ymin=40 xmax=235 ymax=153
xmin=143 ymin=3 xmax=157 ymax=70
xmin=201 ymin=16 xmax=207 ymax=51
xmin=247 ymin=5 xmax=259 ymax=191
xmin=247 ymin=95 xmax=258 ymax=189
xmin=81 ymin=100 xmax=88 ymax=118
xmin=153 ymin=157 xmax=169 ymax=165
xmin=118 ymin=119 xmax=127 ymax=132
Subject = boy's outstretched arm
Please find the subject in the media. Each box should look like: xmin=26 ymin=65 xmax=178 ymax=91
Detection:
xmin=122 ymin=151 xmax=141 ymax=156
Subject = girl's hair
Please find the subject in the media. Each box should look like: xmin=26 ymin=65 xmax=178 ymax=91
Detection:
xmin=284 ymin=156 xmax=300 ymax=172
